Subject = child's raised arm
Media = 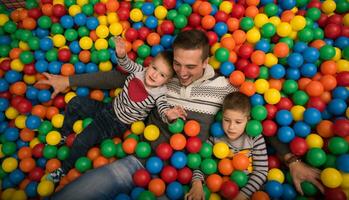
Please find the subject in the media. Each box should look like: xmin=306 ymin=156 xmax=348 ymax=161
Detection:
xmin=114 ymin=36 xmax=126 ymax=58
xmin=114 ymin=36 xmax=144 ymax=73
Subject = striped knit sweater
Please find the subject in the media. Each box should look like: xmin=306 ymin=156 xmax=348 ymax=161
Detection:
xmin=192 ymin=134 xmax=268 ymax=198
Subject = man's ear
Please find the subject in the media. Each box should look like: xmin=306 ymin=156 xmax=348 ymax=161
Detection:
xmin=203 ymin=57 xmax=209 ymax=68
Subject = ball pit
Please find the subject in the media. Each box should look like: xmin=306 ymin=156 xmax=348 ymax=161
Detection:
xmin=0 ymin=0 xmax=348 ymax=199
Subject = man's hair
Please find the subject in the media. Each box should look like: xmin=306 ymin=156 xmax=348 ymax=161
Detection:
xmin=172 ymin=29 xmax=210 ymax=61
xmin=154 ymin=50 xmax=174 ymax=77
xmin=222 ymin=92 xmax=251 ymax=116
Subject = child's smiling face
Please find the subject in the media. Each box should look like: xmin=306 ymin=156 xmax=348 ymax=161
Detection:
xmin=222 ymin=109 xmax=249 ymax=141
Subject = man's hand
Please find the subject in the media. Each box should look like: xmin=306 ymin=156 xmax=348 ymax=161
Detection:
xmin=289 ymin=160 xmax=325 ymax=195
xmin=114 ymin=36 xmax=126 ymax=58
xmin=34 ymin=72 xmax=69 ymax=99
xmin=165 ymin=106 xmax=187 ymax=121
xmin=185 ymin=180 xmax=205 ymax=200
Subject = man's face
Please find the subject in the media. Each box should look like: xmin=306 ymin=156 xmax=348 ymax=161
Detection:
xmin=173 ymin=48 xmax=207 ymax=86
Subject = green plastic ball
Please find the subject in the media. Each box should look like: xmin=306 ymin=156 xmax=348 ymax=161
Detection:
xmin=328 ymin=137 xmax=349 ymax=155
xmin=70 ymin=54 xmax=79 ymax=64
xmin=64 ymin=29 xmax=78 ymax=42
xmin=240 ymin=17 xmax=254 ymax=31
xmin=301 ymin=181 xmax=318 ymax=197
xmin=306 ymin=148 xmax=327 ymax=167
xmin=101 ymin=141 xmax=117 ymax=158
xmin=38 ymin=121 xmax=53 ymax=135
xmin=230 ymin=170 xmax=248 ymax=188
xmin=245 ymin=120 xmax=262 ymax=137
xmin=90 ymin=50 xmax=99 ymax=63
xmin=0 ymin=45 xmax=10 ymax=57
xmin=20 ymin=51 xmax=34 ymax=64
xmin=82 ymin=118 xmax=93 ymax=128
xmin=38 ymin=16 xmax=52 ymax=29
xmin=312 ymin=28 xmax=324 ymax=40
xmin=296 ymin=0 xmax=309 ymax=7
xmin=187 ymin=153 xmax=202 ymax=169
xmin=4 ymin=21 xmax=17 ymax=33
xmin=323 ymin=154 xmax=336 ymax=168
xmin=57 ymin=146 xmax=70 ymax=161
xmin=0 ymin=167 xmax=7 ymax=179
xmin=64 ymin=0 xmax=76 ymax=7
xmin=261 ymin=23 xmax=276 ymax=38
xmin=215 ymin=47 xmax=230 ymax=62
xmin=82 ymin=4 xmax=94 ymax=16
xmin=168 ymin=118 xmax=184 ymax=134
xmin=173 ymin=14 xmax=188 ymax=29
xmin=137 ymin=191 xmax=155 ymax=200
xmin=115 ymin=143 xmax=126 ymax=158
xmin=319 ymin=45 xmax=336 ymax=60
xmin=132 ymin=1 xmax=144 ymax=9
xmin=51 ymin=23 xmax=64 ymax=35
xmin=45 ymin=49 xmax=58 ymax=62
xmin=135 ymin=142 xmax=151 ymax=158
xmin=98 ymin=49 xmax=110 ymax=62
xmin=2 ymin=142 xmax=16 ymax=156
xmin=282 ymin=80 xmax=298 ymax=94
xmin=251 ymin=106 xmax=267 ymax=121
xmin=335 ymin=0 xmax=349 ymax=13
xmin=215 ymin=111 xmax=223 ymax=121
xmin=298 ymin=28 xmax=314 ymax=43
xmin=75 ymin=157 xmax=92 ymax=173
xmin=38 ymin=132 xmax=46 ymax=143
xmin=178 ymin=3 xmax=192 ymax=17
xmin=199 ymin=142 xmax=213 ymax=158
xmin=259 ymin=66 xmax=269 ymax=79
xmin=126 ymin=133 xmax=140 ymax=141
xmin=28 ymin=36 xmax=40 ymax=50
xmin=306 ymin=8 xmax=321 ymax=21
xmin=78 ymin=26 xmax=90 ymax=37
xmin=341 ymin=46 xmax=349 ymax=60
xmin=264 ymin=3 xmax=279 ymax=17
xmin=25 ymin=0 xmax=38 ymax=9
xmin=200 ymin=158 xmax=217 ymax=175
xmin=43 ymin=145 xmax=58 ymax=159
xmin=292 ymin=91 xmax=309 ymax=106
xmin=209 ymin=0 xmax=222 ymax=6
xmin=204 ymin=185 xmax=211 ymax=200
xmin=167 ymin=10 xmax=178 ymax=21
xmin=279 ymin=37 xmax=294 ymax=49
xmin=137 ymin=44 xmax=151 ymax=58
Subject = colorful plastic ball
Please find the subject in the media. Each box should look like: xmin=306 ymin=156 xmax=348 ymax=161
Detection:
xmin=213 ymin=22 xmax=228 ymax=36
xmin=160 ymin=165 xmax=178 ymax=184
xmin=144 ymin=124 xmax=160 ymax=141
xmin=264 ymin=88 xmax=281 ymax=105
xmin=287 ymin=53 xmax=303 ymax=68
xmin=135 ymin=142 xmax=151 ymax=158
xmin=246 ymin=120 xmax=262 ymax=137
xmin=230 ymin=170 xmax=248 ymax=188
xmin=168 ymin=118 xmax=184 ymax=134
xmin=146 ymin=156 xmax=163 ymax=174
xmin=46 ymin=130 xmax=61 ymax=146
xmin=265 ymin=180 xmax=283 ymax=198
xmin=25 ymin=115 xmax=41 ymax=130
xmin=130 ymin=8 xmax=143 ymax=22
xmin=210 ymin=121 xmax=224 ymax=137
xmin=213 ymin=142 xmax=229 ymax=159
xmin=25 ymin=182 xmax=38 ymax=198
xmin=75 ymin=156 xmax=92 ymax=173
xmin=37 ymin=180 xmax=54 ymax=197
xmin=303 ymin=108 xmax=322 ymax=126
xmin=166 ymin=181 xmax=184 ymax=200
xmin=328 ymin=99 xmax=347 ymax=116
xmin=261 ymin=23 xmax=276 ymax=38
xmin=277 ymin=126 xmax=295 ymax=143
xmin=131 ymin=187 xmax=145 ymax=200
xmin=38 ymin=16 xmax=52 ymax=29
xmin=170 ymin=151 xmax=187 ymax=169
xmin=219 ymin=61 xmax=234 ymax=77
xmin=275 ymin=110 xmax=293 ymax=126
xmin=2 ymin=157 xmax=18 ymax=173
xmin=251 ymin=105 xmax=267 ymax=121
xmin=240 ymin=17 xmax=254 ymax=31
xmin=336 ymin=154 xmax=349 ymax=173
xmin=306 ymin=148 xmax=327 ymax=167
xmin=133 ymin=169 xmax=151 ymax=188
xmin=201 ymin=158 xmax=217 ymax=175
xmin=220 ymin=180 xmax=239 ymax=199
xmin=321 ymin=168 xmax=343 ymax=188
xmin=320 ymin=45 xmax=336 ymax=60
xmin=131 ymin=121 xmax=145 ymax=135
xmin=215 ymin=47 xmax=229 ymax=62
xmin=328 ymin=137 xmax=349 ymax=155
xmin=290 ymin=137 xmax=308 ymax=156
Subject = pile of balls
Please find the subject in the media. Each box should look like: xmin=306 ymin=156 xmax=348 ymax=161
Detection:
xmin=0 ymin=0 xmax=349 ymax=199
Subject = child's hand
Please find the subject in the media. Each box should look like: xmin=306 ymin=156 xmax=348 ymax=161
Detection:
xmin=233 ymin=192 xmax=249 ymax=200
xmin=185 ymin=180 xmax=204 ymax=200
xmin=165 ymin=106 xmax=187 ymax=121
xmin=114 ymin=36 xmax=126 ymax=58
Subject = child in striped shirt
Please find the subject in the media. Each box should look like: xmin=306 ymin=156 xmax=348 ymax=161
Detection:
xmin=186 ymin=92 xmax=268 ymax=200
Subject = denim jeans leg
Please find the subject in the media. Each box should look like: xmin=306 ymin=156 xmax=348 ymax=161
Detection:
xmin=61 ymin=96 xmax=109 ymax=136
xmin=51 ymin=156 xmax=143 ymax=200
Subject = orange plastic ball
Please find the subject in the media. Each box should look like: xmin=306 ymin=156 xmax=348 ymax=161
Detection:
xmin=251 ymin=50 xmax=266 ymax=65
xmin=229 ymin=70 xmax=245 ymax=86
xmin=232 ymin=153 xmax=250 ymax=170
xmin=184 ymin=120 xmax=201 ymax=137
xmin=319 ymin=75 xmax=337 ymax=91
xmin=316 ymin=120 xmax=334 ymax=138
xmin=17 ymin=147 xmax=32 ymax=160
xmin=46 ymin=158 xmax=61 ymax=173
xmin=252 ymin=191 xmax=270 ymax=200
xmin=10 ymin=81 xmax=27 ymax=96
xmin=170 ymin=133 xmax=187 ymax=150
xmin=239 ymin=81 xmax=256 ymax=96
xmin=148 ymin=178 xmax=166 ymax=197
xmin=90 ymin=90 xmax=104 ymax=101
xmin=320 ymin=60 xmax=337 ymax=75
xmin=273 ymin=42 xmax=289 ymax=58
xmin=61 ymin=63 xmax=75 ymax=76
xmin=93 ymin=156 xmax=109 ymax=168
xmin=305 ymin=81 xmax=324 ymax=97
xmin=218 ymin=158 xmax=234 ymax=176
xmin=122 ymin=138 xmax=138 ymax=154
xmin=146 ymin=32 xmax=161 ymax=46
xmin=297 ymin=77 xmax=312 ymax=90
xmin=87 ymin=147 xmax=101 ymax=161
xmin=206 ymin=174 xmax=223 ymax=193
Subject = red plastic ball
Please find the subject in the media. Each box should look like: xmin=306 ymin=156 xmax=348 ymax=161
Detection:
xmin=133 ymin=169 xmax=151 ymax=188
xmin=262 ymin=120 xmax=278 ymax=137
xmin=177 ymin=167 xmax=192 ymax=184
xmin=28 ymin=8 xmax=42 ymax=19
xmin=231 ymin=3 xmax=245 ymax=18
xmin=125 ymin=28 xmax=138 ymax=42
xmin=328 ymin=14 xmax=343 ymax=25
xmin=66 ymin=134 xmax=76 ymax=147
xmin=0 ymin=59 xmax=10 ymax=71
xmin=325 ymin=23 xmax=342 ymax=39
xmin=94 ymin=3 xmax=107 ymax=15
xmin=317 ymin=14 xmax=328 ymax=28
xmin=333 ymin=119 xmax=349 ymax=137
xmin=163 ymin=0 xmax=176 ymax=9
xmin=188 ymin=13 xmax=201 ymax=27
xmin=336 ymin=72 xmax=349 ymax=86
xmin=52 ymin=4 xmax=66 ymax=17
xmin=160 ymin=20 xmax=175 ymax=35
xmin=53 ymin=95 xmax=66 ymax=109
xmin=28 ymin=167 xmax=45 ymax=182
xmin=186 ymin=137 xmax=202 ymax=153
xmin=16 ymin=99 xmax=32 ymax=114
xmin=143 ymin=56 xmax=153 ymax=68
xmin=206 ymin=31 xmax=218 ymax=46
xmin=58 ymin=48 xmax=72 ymax=62
xmin=127 ymin=51 xmax=137 ymax=61
xmin=23 ymin=63 xmax=36 ymax=75
xmin=341 ymin=26 xmax=349 ymax=37
xmin=117 ymin=7 xmax=130 ymax=21
xmin=235 ymin=58 xmax=249 ymax=71
xmin=156 ymin=143 xmax=173 ymax=160
xmin=220 ymin=180 xmax=239 ymax=199
xmin=32 ymin=143 xmax=45 ymax=158
xmin=307 ymin=97 xmax=326 ymax=112
xmin=265 ymin=104 xmax=277 ymax=119
xmin=41 ymin=0 xmax=52 ymax=3
xmin=11 ymin=95 xmax=25 ymax=107
xmin=238 ymin=43 xmax=254 ymax=59
xmin=243 ymin=63 xmax=260 ymax=79
xmin=214 ymin=11 xmax=229 ymax=22
xmin=50 ymin=16 xmax=59 ymax=23
xmin=0 ymin=91 xmax=11 ymax=99
xmin=290 ymin=137 xmax=308 ymax=156
xmin=137 ymin=27 xmax=151 ymax=41
xmin=275 ymin=97 xmax=293 ymax=111
xmin=307 ymin=0 xmax=321 ymax=8
xmin=160 ymin=165 xmax=177 ymax=184
xmin=325 ymin=188 xmax=347 ymax=200
xmin=268 ymin=155 xmax=281 ymax=169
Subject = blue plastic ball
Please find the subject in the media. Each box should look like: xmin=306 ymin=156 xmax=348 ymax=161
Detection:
xmin=332 ymin=87 xmax=349 ymax=100
xmin=255 ymin=39 xmax=270 ymax=52
xmin=293 ymin=121 xmax=311 ymax=137
xmin=74 ymin=13 xmax=87 ymax=26
xmin=25 ymin=182 xmax=38 ymax=197
xmin=336 ymin=154 xmax=349 ymax=173
xmin=76 ymin=87 xmax=90 ymax=97
xmin=16 ymin=139 xmax=28 ymax=148
xmin=141 ymin=2 xmax=155 ymax=15
xmin=293 ymin=42 xmax=308 ymax=53
xmin=86 ymin=17 xmax=99 ymax=30
xmin=39 ymin=37 xmax=53 ymax=51
xmin=69 ymin=40 xmax=81 ymax=54
xmin=130 ymin=187 xmax=145 ymax=200
xmin=280 ymin=0 xmax=296 ymax=10
xmin=275 ymin=110 xmax=293 ymax=126
xmin=35 ymin=28 xmax=49 ymax=38
xmin=303 ymin=108 xmax=322 ymax=125
xmin=160 ymin=34 xmax=174 ymax=49
xmin=287 ymin=53 xmax=304 ymax=68
xmin=60 ymin=15 xmax=74 ymax=29
xmin=270 ymin=64 xmax=286 ymax=79
xmin=166 ymin=181 xmax=184 ymax=200
xmin=132 ymin=22 xmax=143 ymax=30
xmin=114 ymin=193 xmax=131 ymax=200
xmin=321 ymin=108 xmax=333 ymax=120
xmin=210 ymin=122 xmax=224 ymax=137
xmin=151 ymin=45 xmax=164 ymax=57
xmin=26 ymin=86 xmax=39 ymax=100
xmin=0 ymin=121 xmax=8 ymax=133
xmin=214 ymin=22 xmax=228 ymax=37
xmin=327 ymin=98 xmax=347 ymax=116
xmin=48 ymin=61 xmax=62 ymax=74
xmin=145 ymin=16 xmax=158 ymax=29
xmin=219 ymin=62 xmax=235 ymax=76
xmin=302 ymin=47 xmax=319 ymax=63
xmin=9 ymin=169 xmax=25 ymax=185
xmin=265 ymin=180 xmax=284 ymax=198
xmin=2 ymin=177 xmax=15 ymax=189
xmin=5 ymin=70 xmax=22 ymax=83
xmin=86 ymin=63 xmax=98 ymax=73
xmin=171 ymin=151 xmax=187 ymax=169
xmin=0 ymin=98 xmax=9 ymax=111
xmin=25 ymin=115 xmax=41 ymax=130
xmin=146 ymin=156 xmax=163 ymax=174
xmin=0 ymin=79 xmax=8 ymax=92
xmin=74 ymin=62 xmax=86 ymax=74
xmin=4 ymin=127 xmax=19 ymax=142
xmin=38 ymin=89 xmax=51 ymax=103
xmin=34 ymin=50 xmax=46 ymax=60
xmin=300 ymin=63 xmax=317 ymax=78
xmin=286 ymin=68 xmax=300 ymax=80
xmin=282 ymin=184 xmax=297 ymax=200
xmin=334 ymin=36 xmax=349 ymax=49
xmin=277 ymin=126 xmax=295 ymax=143
xmin=250 ymin=94 xmax=265 ymax=106
xmin=35 ymin=60 xmax=48 ymax=72
xmin=36 ymin=157 xmax=47 ymax=168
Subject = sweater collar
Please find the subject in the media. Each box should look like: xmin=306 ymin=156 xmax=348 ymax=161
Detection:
xmin=190 ymin=64 xmax=216 ymax=86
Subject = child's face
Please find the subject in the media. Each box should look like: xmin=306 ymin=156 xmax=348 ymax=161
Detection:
xmin=145 ymin=57 xmax=172 ymax=87
xmin=222 ymin=109 xmax=249 ymax=141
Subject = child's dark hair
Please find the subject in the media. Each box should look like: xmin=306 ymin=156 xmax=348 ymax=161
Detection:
xmin=172 ymin=29 xmax=209 ymax=61
xmin=155 ymin=50 xmax=174 ymax=77
xmin=222 ymin=92 xmax=251 ymax=116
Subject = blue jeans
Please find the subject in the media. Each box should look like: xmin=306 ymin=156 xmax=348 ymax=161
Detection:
xmin=51 ymin=156 xmax=143 ymax=200
xmin=61 ymin=96 xmax=128 ymax=173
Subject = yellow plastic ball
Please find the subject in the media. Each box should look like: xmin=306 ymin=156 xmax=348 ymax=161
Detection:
xmin=291 ymin=7 xmax=298 ymax=13
xmin=219 ymin=1 xmax=233 ymax=14
xmin=52 ymin=34 xmax=66 ymax=48
xmin=341 ymin=173 xmax=349 ymax=188
xmin=46 ymin=130 xmax=62 ymax=145
xmin=264 ymin=53 xmax=278 ymax=67
xmin=254 ymin=79 xmax=270 ymax=94
xmin=1 ymin=188 xmax=15 ymax=200
xmin=19 ymin=41 xmax=29 ymax=50
xmin=209 ymin=193 xmax=222 ymax=200
xmin=10 ymin=59 xmax=24 ymax=72
xmin=321 ymin=0 xmax=336 ymax=14
xmin=53 ymin=0 xmax=64 ymax=5
xmin=0 ymin=14 xmax=9 ymax=26
xmin=130 ymin=8 xmax=143 ymax=22
xmin=332 ymin=47 xmax=341 ymax=61
xmin=290 ymin=15 xmax=306 ymax=31
xmin=277 ymin=22 xmax=292 ymax=37
xmin=11 ymin=190 xmax=27 ymax=200
xmin=306 ymin=133 xmax=324 ymax=148
xmin=5 ymin=106 xmax=19 ymax=120
xmin=213 ymin=142 xmax=229 ymax=159
xmin=337 ymin=59 xmax=349 ymax=72
xmin=290 ymin=105 xmax=305 ymax=121
xmin=99 ymin=61 xmax=112 ymax=72
xmin=267 ymin=168 xmax=285 ymax=183
xmin=210 ymin=43 xmax=221 ymax=55
xmin=15 ymin=115 xmax=27 ymax=129
xmin=246 ymin=28 xmax=261 ymax=44
xmin=209 ymin=57 xmax=220 ymax=70
xmin=73 ymin=120 xmax=83 ymax=134
xmin=288 ymin=31 xmax=298 ymax=40
xmin=37 ymin=180 xmax=55 ymax=197
xmin=23 ymin=74 xmax=36 ymax=85
xmin=76 ymin=0 xmax=88 ymax=6
xmin=51 ymin=114 xmax=64 ymax=128
xmin=344 ymin=13 xmax=349 ymax=26
xmin=269 ymin=16 xmax=281 ymax=26
xmin=79 ymin=36 xmax=93 ymax=50
xmin=131 ymin=121 xmax=145 ymax=135
xmin=65 ymin=92 xmax=77 ymax=103
xmin=29 ymin=138 xmax=40 ymax=148
xmin=109 ymin=22 xmax=123 ymax=36
xmin=154 ymin=6 xmax=168 ymax=20
xmin=114 ymin=88 xmax=123 ymax=97
xmin=107 ymin=12 xmax=118 ymax=24
xmin=95 ymin=38 xmax=108 ymax=50
xmin=254 ymin=13 xmax=269 ymax=28
xmin=96 ymin=25 xmax=110 ymax=39
xmin=264 ymin=88 xmax=281 ymax=105
xmin=144 ymin=124 xmax=160 ymax=141
xmin=68 ymin=4 xmax=81 ymax=16
xmin=2 ymin=157 xmax=18 ymax=173
xmin=321 ymin=168 xmax=342 ymax=188
xmin=98 ymin=15 xmax=108 ymax=25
